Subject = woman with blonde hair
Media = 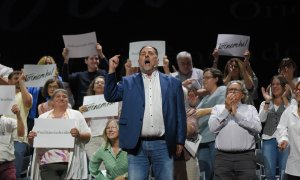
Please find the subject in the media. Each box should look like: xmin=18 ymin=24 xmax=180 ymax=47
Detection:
xmin=89 ymin=119 xmax=128 ymax=180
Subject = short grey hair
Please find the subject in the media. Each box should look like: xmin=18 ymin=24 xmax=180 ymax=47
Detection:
xmin=226 ymin=80 xmax=249 ymax=103
xmin=176 ymin=51 xmax=192 ymax=61
xmin=50 ymin=89 xmax=69 ymax=100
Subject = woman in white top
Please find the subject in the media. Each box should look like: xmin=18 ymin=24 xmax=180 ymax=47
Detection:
xmin=277 ymin=81 xmax=300 ymax=179
xmin=28 ymin=89 xmax=91 ymax=180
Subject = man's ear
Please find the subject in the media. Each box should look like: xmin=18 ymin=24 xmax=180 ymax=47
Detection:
xmin=155 ymin=58 xmax=159 ymax=66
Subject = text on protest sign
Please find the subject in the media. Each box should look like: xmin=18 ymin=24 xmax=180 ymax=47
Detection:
xmin=216 ymin=34 xmax=250 ymax=57
xmin=33 ymin=118 xmax=75 ymax=148
xmin=63 ymin=32 xmax=98 ymax=58
xmin=83 ymin=95 xmax=119 ymax=118
xmin=24 ymin=64 xmax=56 ymax=87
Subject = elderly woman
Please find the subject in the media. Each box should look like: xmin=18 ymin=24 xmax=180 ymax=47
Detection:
xmin=89 ymin=119 xmax=128 ymax=180
xmin=277 ymin=81 xmax=300 ymax=179
xmin=28 ymin=89 xmax=91 ymax=180
xmin=195 ymin=68 xmax=226 ymax=180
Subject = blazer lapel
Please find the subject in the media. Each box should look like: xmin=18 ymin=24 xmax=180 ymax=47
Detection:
xmin=133 ymin=73 xmax=145 ymax=100
xmin=159 ymin=72 xmax=169 ymax=106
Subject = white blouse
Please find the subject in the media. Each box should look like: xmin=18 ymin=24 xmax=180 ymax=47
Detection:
xmin=277 ymin=104 xmax=300 ymax=176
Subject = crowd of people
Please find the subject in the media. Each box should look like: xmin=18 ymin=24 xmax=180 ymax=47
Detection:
xmin=0 ymin=42 xmax=300 ymax=180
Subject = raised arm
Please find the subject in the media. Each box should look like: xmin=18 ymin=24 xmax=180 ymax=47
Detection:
xmin=19 ymin=71 xmax=32 ymax=108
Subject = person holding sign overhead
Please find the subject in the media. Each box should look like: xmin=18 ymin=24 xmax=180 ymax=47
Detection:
xmin=0 ymin=104 xmax=24 ymax=180
xmin=104 ymin=46 xmax=186 ymax=180
xmin=212 ymin=48 xmax=258 ymax=106
xmin=28 ymin=89 xmax=91 ymax=180
xmin=62 ymin=42 xmax=108 ymax=110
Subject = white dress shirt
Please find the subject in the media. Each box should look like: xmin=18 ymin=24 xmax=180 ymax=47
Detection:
xmin=141 ymin=71 xmax=165 ymax=137
xmin=209 ymin=103 xmax=262 ymax=151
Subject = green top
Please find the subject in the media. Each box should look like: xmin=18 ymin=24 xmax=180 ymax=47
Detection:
xmin=89 ymin=143 xmax=128 ymax=180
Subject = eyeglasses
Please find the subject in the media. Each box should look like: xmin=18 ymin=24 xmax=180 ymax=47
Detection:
xmin=227 ymin=88 xmax=242 ymax=93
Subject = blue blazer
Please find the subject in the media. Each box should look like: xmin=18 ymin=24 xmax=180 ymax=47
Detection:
xmin=104 ymin=72 xmax=187 ymax=155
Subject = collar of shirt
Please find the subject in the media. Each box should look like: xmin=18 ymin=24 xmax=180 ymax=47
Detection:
xmin=142 ymin=70 xmax=158 ymax=79
xmin=104 ymin=143 xmax=122 ymax=157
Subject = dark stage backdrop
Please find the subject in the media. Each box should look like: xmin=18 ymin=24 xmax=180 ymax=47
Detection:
xmin=0 ymin=0 xmax=299 ymax=107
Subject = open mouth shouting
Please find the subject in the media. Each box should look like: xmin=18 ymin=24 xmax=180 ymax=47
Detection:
xmin=145 ymin=59 xmax=150 ymax=65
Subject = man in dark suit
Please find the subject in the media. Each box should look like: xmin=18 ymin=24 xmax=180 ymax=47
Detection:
xmin=104 ymin=46 xmax=187 ymax=180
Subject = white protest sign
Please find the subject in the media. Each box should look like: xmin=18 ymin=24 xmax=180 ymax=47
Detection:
xmin=63 ymin=32 xmax=97 ymax=58
xmin=216 ymin=34 xmax=250 ymax=57
xmin=83 ymin=95 xmax=118 ymax=118
xmin=24 ymin=64 xmax=56 ymax=87
xmin=129 ymin=41 xmax=165 ymax=67
xmin=0 ymin=85 xmax=15 ymax=115
xmin=184 ymin=134 xmax=201 ymax=157
xmin=33 ymin=118 xmax=75 ymax=148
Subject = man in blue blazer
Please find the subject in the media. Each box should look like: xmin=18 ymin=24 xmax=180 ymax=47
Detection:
xmin=104 ymin=46 xmax=187 ymax=180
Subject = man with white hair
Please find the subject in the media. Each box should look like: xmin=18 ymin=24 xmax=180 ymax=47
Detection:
xmin=171 ymin=51 xmax=206 ymax=98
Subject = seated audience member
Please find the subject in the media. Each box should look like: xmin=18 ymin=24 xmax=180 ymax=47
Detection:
xmin=209 ymin=80 xmax=262 ymax=180
xmin=277 ymin=81 xmax=300 ymax=179
xmin=0 ymin=104 xmax=24 ymax=180
xmin=28 ymin=89 xmax=91 ymax=180
xmin=89 ymin=119 xmax=128 ymax=180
